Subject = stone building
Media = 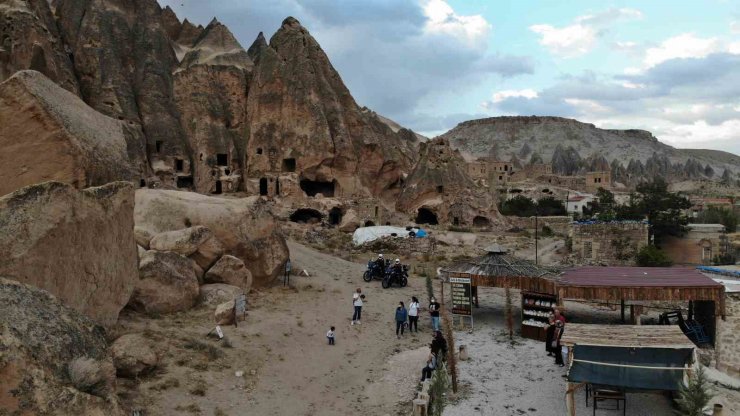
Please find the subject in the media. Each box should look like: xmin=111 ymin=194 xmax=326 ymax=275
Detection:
xmin=585 ymin=171 xmax=611 ymax=193
xmin=570 ymin=221 xmax=649 ymax=265
xmin=662 ymin=223 xmax=726 ymax=265
xmin=717 ymin=291 xmax=740 ymax=377
xmin=566 ymin=193 xmax=595 ymax=214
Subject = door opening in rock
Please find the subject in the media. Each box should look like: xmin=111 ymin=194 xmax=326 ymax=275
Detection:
xmin=453 ymin=217 xmax=460 ymax=226
xmin=257 ymin=148 xmax=263 ymax=155
xmin=139 ymin=179 xmax=146 ymax=188
xmin=216 ymin=153 xmax=228 ymax=166
xmin=214 ymin=180 xmax=222 ymax=194
xmin=275 ymin=178 xmax=280 ymax=196
xmin=177 ymin=176 xmax=193 ymax=188
xmin=282 ymin=158 xmax=296 ymax=172
xmin=259 ymin=178 xmax=268 ymax=196
xmin=290 ymin=208 xmax=324 ymax=224
xmin=156 ymin=141 xmax=163 ymax=153
xmin=300 ymin=179 xmax=335 ymax=197
xmin=436 ymin=185 xmax=444 ymax=193
xmin=364 ymin=220 xmax=375 ymax=227
xmin=328 ymin=207 xmax=343 ymax=225
xmin=175 ymin=159 xmax=184 ymax=172
xmin=473 ymin=216 xmax=490 ymax=227
xmin=416 ymin=208 xmax=438 ymax=225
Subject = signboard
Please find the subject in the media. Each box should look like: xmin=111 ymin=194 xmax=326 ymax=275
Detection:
xmin=450 ymin=277 xmax=472 ymax=316
xmin=235 ymin=294 xmax=247 ymax=317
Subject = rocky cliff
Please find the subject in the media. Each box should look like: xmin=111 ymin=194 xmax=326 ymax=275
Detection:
xmin=442 ymin=116 xmax=740 ymax=185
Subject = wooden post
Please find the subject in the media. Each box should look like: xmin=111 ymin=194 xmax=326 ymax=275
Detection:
xmin=630 ymin=304 xmax=635 ymax=324
xmin=620 ymin=299 xmax=625 ymax=323
xmin=566 ymin=382 xmax=576 ymax=416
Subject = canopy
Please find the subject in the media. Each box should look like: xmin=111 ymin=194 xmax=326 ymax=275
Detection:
xmin=352 ymin=226 xmax=410 ymax=245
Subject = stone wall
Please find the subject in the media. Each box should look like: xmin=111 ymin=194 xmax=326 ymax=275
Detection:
xmin=662 ymin=225 xmax=725 ymax=265
xmin=585 ymin=171 xmax=611 ymax=192
xmin=508 ymin=216 xmax=571 ymax=235
xmin=716 ymin=293 xmax=740 ymax=377
xmin=571 ymin=221 xmax=649 ymax=265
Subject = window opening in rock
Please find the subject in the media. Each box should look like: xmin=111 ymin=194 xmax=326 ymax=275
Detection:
xmin=282 ymin=158 xmax=296 ymax=172
xmin=217 ymin=153 xmax=228 ymax=166
xmin=416 ymin=208 xmax=438 ymax=225
xmin=364 ymin=220 xmax=376 ymax=227
xmin=436 ymin=185 xmax=444 ymax=193
xmin=214 ymin=180 xmax=222 ymax=194
xmin=473 ymin=216 xmax=490 ymax=227
xmin=139 ymin=179 xmax=146 ymax=188
xmin=300 ymin=179 xmax=335 ymax=197
xmin=199 ymin=153 xmax=203 ymax=161
xmin=176 ymin=176 xmax=193 ymax=188
xmin=275 ymin=178 xmax=280 ymax=196
xmin=259 ymin=178 xmax=268 ymax=196
xmin=175 ymin=159 xmax=184 ymax=172
xmin=453 ymin=217 xmax=460 ymax=226
xmin=290 ymin=208 xmax=323 ymax=224
xmin=156 ymin=141 xmax=163 ymax=153
xmin=257 ymin=148 xmax=263 ymax=155
xmin=374 ymin=206 xmax=379 ymax=217
xmin=328 ymin=207 xmax=343 ymax=226
xmin=225 ymin=169 xmax=231 ymax=176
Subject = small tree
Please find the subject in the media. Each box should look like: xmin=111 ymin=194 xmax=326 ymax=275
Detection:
xmin=499 ymin=195 xmax=537 ymax=217
xmin=429 ymin=362 xmax=450 ymax=416
xmin=636 ymin=245 xmax=672 ymax=267
xmin=674 ymin=366 xmax=713 ymax=416
xmin=504 ymin=285 xmax=514 ymax=340
xmin=536 ymin=196 xmax=567 ymax=216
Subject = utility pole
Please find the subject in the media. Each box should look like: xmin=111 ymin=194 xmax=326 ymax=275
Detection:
xmin=535 ymin=209 xmax=539 ymax=265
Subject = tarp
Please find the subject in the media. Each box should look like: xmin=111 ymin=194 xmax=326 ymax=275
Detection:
xmin=352 ymin=226 xmax=411 ymax=245
xmin=568 ymin=345 xmax=693 ymax=391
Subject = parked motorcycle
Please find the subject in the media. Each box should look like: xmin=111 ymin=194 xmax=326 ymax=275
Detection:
xmin=363 ymin=259 xmax=387 ymax=282
xmin=382 ymin=264 xmax=408 ymax=288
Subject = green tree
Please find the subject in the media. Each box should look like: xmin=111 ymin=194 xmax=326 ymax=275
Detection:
xmin=499 ymin=195 xmax=537 ymax=217
xmin=674 ymin=366 xmax=713 ymax=416
xmin=536 ymin=196 xmax=567 ymax=216
xmin=635 ymin=245 xmax=672 ymax=267
xmin=695 ymin=206 xmax=737 ymax=233
xmin=632 ymin=178 xmax=691 ymax=244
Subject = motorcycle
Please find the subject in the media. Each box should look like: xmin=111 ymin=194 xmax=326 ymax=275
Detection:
xmin=382 ymin=264 xmax=408 ymax=288
xmin=363 ymin=259 xmax=387 ymax=282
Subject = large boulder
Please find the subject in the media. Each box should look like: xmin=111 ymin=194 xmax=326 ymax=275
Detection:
xmin=0 ymin=70 xmax=146 ymax=197
xmin=338 ymin=208 xmax=361 ymax=233
xmin=205 ymin=255 xmax=253 ymax=290
xmin=129 ymin=250 xmax=200 ymax=315
xmin=0 ymin=181 xmax=138 ymax=326
xmin=214 ymin=299 xmax=235 ymax=325
xmin=0 ymin=278 xmax=124 ymax=415
xmin=135 ymin=189 xmax=289 ymax=286
xmin=149 ymin=225 xmax=214 ymax=256
xmin=190 ymin=234 xmax=225 ymax=270
xmin=110 ymin=334 xmax=158 ymax=378
xmin=199 ymin=283 xmax=244 ymax=306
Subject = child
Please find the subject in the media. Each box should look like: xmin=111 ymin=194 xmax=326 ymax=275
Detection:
xmin=327 ymin=326 xmax=335 ymax=345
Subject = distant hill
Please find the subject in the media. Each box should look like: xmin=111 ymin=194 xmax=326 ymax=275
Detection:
xmin=439 ymin=116 xmax=740 ymax=186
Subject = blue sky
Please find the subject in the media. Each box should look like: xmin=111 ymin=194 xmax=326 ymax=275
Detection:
xmin=160 ymin=0 xmax=740 ymax=155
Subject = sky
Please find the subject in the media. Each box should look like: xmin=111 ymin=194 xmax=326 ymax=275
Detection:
xmin=159 ymin=0 xmax=740 ymax=155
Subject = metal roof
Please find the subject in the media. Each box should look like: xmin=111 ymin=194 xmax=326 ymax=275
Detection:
xmin=559 ymin=266 xmax=723 ymax=288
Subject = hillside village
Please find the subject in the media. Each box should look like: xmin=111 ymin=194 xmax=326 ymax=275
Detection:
xmin=1 ymin=1 xmax=740 ymax=416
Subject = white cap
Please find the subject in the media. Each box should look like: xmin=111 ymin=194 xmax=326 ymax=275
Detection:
xmin=378 ymin=254 xmax=384 ymax=258
xmin=395 ymin=258 xmax=400 ymax=263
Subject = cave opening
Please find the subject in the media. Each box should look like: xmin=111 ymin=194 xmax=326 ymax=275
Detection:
xmin=275 ymin=178 xmax=280 ymax=196
xmin=216 ymin=153 xmax=228 ymax=166
xmin=300 ymin=179 xmax=335 ymax=197
xmin=473 ymin=216 xmax=491 ymax=227
xmin=139 ymin=179 xmax=146 ymax=188
xmin=282 ymin=158 xmax=296 ymax=172
xmin=259 ymin=178 xmax=268 ymax=196
xmin=364 ymin=220 xmax=376 ymax=227
xmin=175 ymin=159 xmax=184 ymax=172
xmin=328 ymin=207 xmax=343 ymax=226
xmin=214 ymin=180 xmax=222 ymax=194
xmin=416 ymin=208 xmax=438 ymax=225
xmin=176 ymin=176 xmax=193 ymax=188
xmin=290 ymin=208 xmax=324 ymax=224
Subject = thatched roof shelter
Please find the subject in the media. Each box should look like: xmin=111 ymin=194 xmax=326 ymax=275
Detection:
xmin=441 ymin=244 xmax=559 ymax=293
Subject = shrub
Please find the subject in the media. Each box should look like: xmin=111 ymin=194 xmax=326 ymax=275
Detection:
xmin=635 ymin=245 xmax=672 ymax=267
xmin=674 ymin=366 xmax=713 ymax=416
xmin=429 ymin=362 xmax=450 ymax=416
xmin=540 ymin=225 xmax=554 ymax=238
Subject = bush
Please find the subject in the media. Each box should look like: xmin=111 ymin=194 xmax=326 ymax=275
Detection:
xmin=540 ymin=225 xmax=554 ymax=238
xmin=695 ymin=207 xmax=738 ymax=233
xmin=674 ymin=366 xmax=713 ymax=416
xmin=499 ymin=195 xmax=537 ymax=217
xmin=429 ymin=362 xmax=450 ymax=416
xmin=635 ymin=245 xmax=672 ymax=267
xmin=713 ymin=253 xmax=737 ymax=266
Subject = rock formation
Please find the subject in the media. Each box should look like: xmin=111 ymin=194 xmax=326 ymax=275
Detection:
xmin=397 ymin=138 xmax=500 ymax=227
xmin=0 ymin=278 xmax=123 ymax=415
xmin=199 ymin=283 xmax=244 ymax=306
xmin=0 ymin=70 xmax=146 ymax=196
xmin=0 ymin=0 xmax=79 ymax=93
xmin=245 ymin=17 xmax=417 ymax=202
xmin=134 ymin=189 xmax=289 ymax=286
xmin=204 ymin=255 xmax=253 ymax=290
xmin=110 ymin=334 xmax=158 ymax=378
xmin=0 ymin=181 xmax=138 ymax=326
xmin=130 ymin=250 xmax=201 ymax=315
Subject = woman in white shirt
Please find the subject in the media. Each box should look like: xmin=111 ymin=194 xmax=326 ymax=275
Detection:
xmin=351 ymin=288 xmax=364 ymax=325
xmin=408 ymin=296 xmax=420 ymax=333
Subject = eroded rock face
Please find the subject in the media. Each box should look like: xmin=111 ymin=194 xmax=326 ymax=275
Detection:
xmin=205 ymin=255 xmax=253 ymax=290
xmin=245 ymin=17 xmax=417 ymax=202
xmin=0 ymin=71 xmax=146 ymax=196
xmin=191 ymin=234 xmax=225 ymax=271
xmin=214 ymin=299 xmax=235 ymax=325
xmin=397 ymin=138 xmax=500 ymax=227
xmin=134 ymin=189 xmax=289 ymax=286
xmin=199 ymin=283 xmax=244 ymax=306
xmin=0 ymin=278 xmax=123 ymax=415
xmin=0 ymin=181 xmax=138 ymax=327
xmin=0 ymin=0 xmax=79 ymax=93
xmin=110 ymin=334 xmax=158 ymax=378
xmin=149 ymin=225 xmax=214 ymax=256
xmin=129 ymin=250 xmax=200 ymax=315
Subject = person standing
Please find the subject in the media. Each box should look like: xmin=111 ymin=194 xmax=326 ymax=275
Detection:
xmin=554 ymin=308 xmax=566 ymax=324
xmin=429 ymin=297 xmax=441 ymax=331
xmin=283 ymin=259 xmax=291 ymax=286
xmin=553 ymin=320 xmax=565 ymax=367
xmin=395 ymin=301 xmax=408 ymax=339
xmin=351 ymin=288 xmax=364 ymax=325
xmin=326 ymin=326 xmax=335 ymax=345
xmin=408 ymin=296 xmax=420 ymax=333
xmin=545 ymin=316 xmax=556 ymax=357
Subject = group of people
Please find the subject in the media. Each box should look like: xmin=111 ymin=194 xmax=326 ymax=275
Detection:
xmin=545 ymin=308 xmax=566 ymax=367
xmin=393 ymin=296 xmax=441 ymax=338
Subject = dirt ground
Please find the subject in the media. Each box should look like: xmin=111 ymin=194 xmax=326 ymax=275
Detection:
xmin=116 ymin=241 xmax=436 ymax=416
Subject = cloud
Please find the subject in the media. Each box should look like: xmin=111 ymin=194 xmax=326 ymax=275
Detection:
xmin=644 ymin=33 xmax=722 ymax=67
xmin=422 ymin=0 xmax=491 ymax=48
xmin=731 ymin=21 xmax=740 ymax=34
xmin=530 ymin=8 xmax=642 ymax=58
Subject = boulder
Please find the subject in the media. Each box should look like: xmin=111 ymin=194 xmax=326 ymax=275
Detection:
xmin=199 ymin=283 xmax=244 ymax=306
xmin=149 ymin=225 xmax=214 ymax=256
xmin=135 ymin=189 xmax=289 ymax=286
xmin=0 ymin=70 xmax=146 ymax=197
xmin=190 ymin=258 xmax=205 ymax=284
xmin=205 ymin=255 xmax=253 ymax=290
xmin=214 ymin=299 xmax=235 ymax=325
xmin=134 ymin=226 xmax=154 ymax=249
xmin=338 ymin=208 xmax=361 ymax=232
xmin=190 ymin=234 xmax=225 ymax=270
xmin=0 ymin=181 xmax=138 ymax=327
xmin=129 ymin=250 xmax=200 ymax=315
xmin=0 ymin=278 xmax=124 ymax=415
xmin=138 ymin=245 xmax=146 ymax=258
xmin=110 ymin=334 xmax=158 ymax=378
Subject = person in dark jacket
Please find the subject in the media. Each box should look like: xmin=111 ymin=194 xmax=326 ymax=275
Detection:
xmin=545 ymin=316 xmax=556 ymax=356
xmin=395 ymin=301 xmax=408 ymax=339
xmin=553 ymin=320 xmax=565 ymax=366
xmin=430 ymin=330 xmax=447 ymax=359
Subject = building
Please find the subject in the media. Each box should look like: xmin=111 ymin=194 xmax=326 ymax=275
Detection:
xmin=689 ymin=197 xmax=734 ymax=217
xmin=662 ymin=223 xmax=726 ymax=265
xmin=585 ymin=171 xmax=611 ymax=193
xmin=566 ymin=193 xmax=596 ymax=214
xmin=570 ymin=220 xmax=649 ymax=265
